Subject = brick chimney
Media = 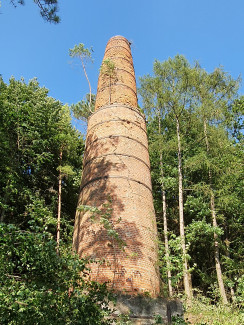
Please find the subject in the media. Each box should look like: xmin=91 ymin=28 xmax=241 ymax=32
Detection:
xmin=73 ymin=36 xmax=160 ymax=297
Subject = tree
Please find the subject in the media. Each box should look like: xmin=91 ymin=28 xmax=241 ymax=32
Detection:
xmin=0 ymin=77 xmax=84 ymax=238
xmin=140 ymin=56 xmax=195 ymax=303
xmin=100 ymin=59 xmax=117 ymax=104
xmin=230 ymin=96 xmax=244 ymax=141
xmin=55 ymin=105 xmax=76 ymax=252
xmin=71 ymin=93 xmax=96 ymax=124
xmin=140 ymin=54 xmax=244 ymax=308
xmin=192 ymin=67 xmax=239 ymax=304
xmin=0 ymin=224 xmax=113 ymax=325
xmin=69 ymin=44 xmax=94 ymax=111
xmin=0 ymin=77 xmax=115 ymax=324
xmin=139 ymin=76 xmax=173 ymax=297
xmin=10 ymin=0 xmax=60 ymax=23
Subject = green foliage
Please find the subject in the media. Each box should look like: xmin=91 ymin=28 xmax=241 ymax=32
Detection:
xmin=186 ymin=295 xmax=244 ymax=325
xmin=69 ymin=43 xmax=94 ymax=110
xmin=0 ymin=51 xmax=243 ymax=323
xmin=100 ymin=58 xmax=117 ymax=103
xmin=139 ymin=55 xmax=243 ymax=303
xmin=158 ymin=235 xmax=183 ymax=290
xmin=0 ymin=77 xmax=84 ymax=238
xmin=71 ymin=93 xmax=96 ymax=123
xmin=100 ymin=59 xmax=116 ymax=77
xmin=230 ymin=96 xmax=244 ymax=140
xmin=69 ymin=43 xmax=93 ymax=61
xmin=57 ymin=165 xmax=75 ymax=177
xmin=0 ymin=77 xmax=117 ymax=324
xmin=116 ymin=314 xmax=133 ymax=325
xmin=0 ymin=223 xmax=113 ymax=325
xmin=153 ymin=314 xmax=164 ymax=324
xmin=78 ymin=199 xmax=126 ymax=250
xmin=172 ymin=315 xmax=190 ymax=325
xmin=10 ymin=0 xmax=60 ymax=23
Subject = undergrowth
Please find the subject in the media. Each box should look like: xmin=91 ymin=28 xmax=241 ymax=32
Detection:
xmin=184 ymin=296 xmax=243 ymax=325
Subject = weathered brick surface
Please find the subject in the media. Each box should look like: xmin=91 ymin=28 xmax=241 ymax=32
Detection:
xmin=95 ymin=36 xmax=137 ymax=109
xmin=73 ymin=36 xmax=160 ymax=297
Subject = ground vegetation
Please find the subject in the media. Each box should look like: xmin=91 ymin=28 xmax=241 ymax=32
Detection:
xmin=0 ymin=53 xmax=243 ymax=323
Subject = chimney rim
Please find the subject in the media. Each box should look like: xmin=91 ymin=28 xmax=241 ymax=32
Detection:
xmin=108 ymin=35 xmax=131 ymax=46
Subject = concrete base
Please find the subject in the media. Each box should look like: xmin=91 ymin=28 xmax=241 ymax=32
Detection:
xmin=110 ymin=295 xmax=183 ymax=324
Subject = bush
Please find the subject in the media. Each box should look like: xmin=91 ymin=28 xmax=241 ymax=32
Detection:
xmin=0 ymin=224 xmax=113 ymax=325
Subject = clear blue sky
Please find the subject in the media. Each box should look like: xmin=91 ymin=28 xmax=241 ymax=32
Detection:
xmin=1 ymin=0 xmax=244 ymax=128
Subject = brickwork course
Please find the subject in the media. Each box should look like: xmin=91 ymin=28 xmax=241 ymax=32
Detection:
xmin=73 ymin=36 xmax=160 ymax=297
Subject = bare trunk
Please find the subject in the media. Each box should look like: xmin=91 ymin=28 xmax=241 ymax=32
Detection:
xmin=0 ymin=192 xmax=7 ymax=223
xmin=56 ymin=150 xmax=63 ymax=254
xmin=0 ymin=210 xmax=5 ymax=223
xmin=225 ymin=239 xmax=236 ymax=302
xmin=160 ymin=153 xmax=173 ymax=297
xmin=176 ymin=117 xmax=192 ymax=304
xmin=203 ymin=120 xmax=228 ymax=304
xmin=81 ymin=58 xmax=92 ymax=112
xmin=158 ymin=115 xmax=173 ymax=297
xmin=0 ymin=180 xmax=10 ymax=223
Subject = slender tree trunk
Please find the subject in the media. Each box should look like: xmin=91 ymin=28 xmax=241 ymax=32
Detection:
xmin=0 ymin=192 xmax=8 ymax=223
xmin=160 ymin=153 xmax=173 ymax=297
xmin=229 ymin=284 xmax=236 ymax=302
xmin=176 ymin=117 xmax=192 ymax=303
xmin=0 ymin=178 xmax=10 ymax=223
xmin=56 ymin=150 xmax=63 ymax=254
xmin=0 ymin=209 xmax=5 ymax=223
xmin=81 ymin=58 xmax=92 ymax=112
xmin=225 ymin=239 xmax=236 ymax=302
xmin=158 ymin=115 xmax=173 ymax=297
xmin=203 ymin=120 xmax=228 ymax=304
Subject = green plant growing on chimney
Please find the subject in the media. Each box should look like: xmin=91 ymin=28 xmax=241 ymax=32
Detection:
xmin=100 ymin=59 xmax=117 ymax=104
xmin=78 ymin=198 xmax=126 ymax=289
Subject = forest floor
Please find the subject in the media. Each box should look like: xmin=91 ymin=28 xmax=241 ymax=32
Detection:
xmin=183 ymin=299 xmax=243 ymax=325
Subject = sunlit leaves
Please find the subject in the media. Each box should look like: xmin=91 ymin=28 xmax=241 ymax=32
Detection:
xmin=0 ymin=224 xmax=113 ymax=324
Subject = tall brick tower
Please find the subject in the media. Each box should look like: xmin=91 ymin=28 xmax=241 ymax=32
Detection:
xmin=73 ymin=36 xmax=160 ymax=297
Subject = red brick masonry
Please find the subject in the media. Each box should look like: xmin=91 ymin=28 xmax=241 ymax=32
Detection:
xmin=73 ymin=36 xmax=160 ymax=297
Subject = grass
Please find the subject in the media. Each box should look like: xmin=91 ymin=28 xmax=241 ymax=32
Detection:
xmin=184 ymin=296 xmax=243 ymax=325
